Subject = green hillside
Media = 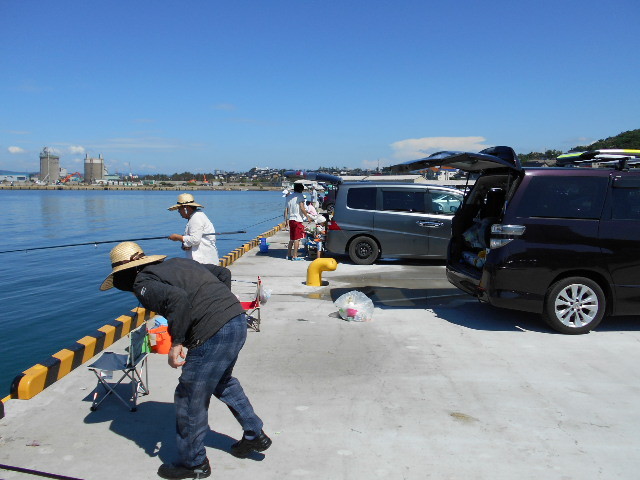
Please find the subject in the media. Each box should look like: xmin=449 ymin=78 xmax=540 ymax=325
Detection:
xmin=569 ymin=129 xmax=640 ymax=152
xmin=519 ymin=129 xmax=640 ymax=163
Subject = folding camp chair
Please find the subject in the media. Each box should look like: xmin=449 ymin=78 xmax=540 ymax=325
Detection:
xmin=88 ymin=324 xmax=150 ymax=412
xmin=240 ymin=276 xmax=262 ymax=332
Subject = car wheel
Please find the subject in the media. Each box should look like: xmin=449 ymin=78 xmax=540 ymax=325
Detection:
xmin=543 ymin=277 xmax=605 ymax=334
xmin=348 ymin=236 xmax=379 ymax=265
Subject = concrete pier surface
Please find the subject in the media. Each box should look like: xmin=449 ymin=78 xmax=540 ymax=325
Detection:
xmin=2 ymin=228 xmax=640 ymax=479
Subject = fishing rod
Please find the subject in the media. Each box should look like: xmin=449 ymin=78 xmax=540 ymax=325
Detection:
xmin=241 ymin=214 xmax=282 ymax=230
xmin=0 ymin=214 xmax=286 ymax=255
xmin=0 ymin=231 xmax=246 ymax=255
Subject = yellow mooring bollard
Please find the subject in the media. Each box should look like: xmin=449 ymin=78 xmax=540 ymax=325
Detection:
xmin=306 ymin=257 xmax=338 ymax=286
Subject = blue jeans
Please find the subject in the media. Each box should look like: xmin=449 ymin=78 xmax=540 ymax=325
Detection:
xmin=175 ymin=313 xmax=263 ymax=467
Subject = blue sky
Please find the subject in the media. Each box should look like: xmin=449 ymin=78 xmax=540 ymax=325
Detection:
xmin=1 ymin=0 xmax=638 ymax=175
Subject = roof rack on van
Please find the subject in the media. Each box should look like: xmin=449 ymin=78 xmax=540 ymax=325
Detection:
xmin=556 ymin=149 xmax=640 ymax=170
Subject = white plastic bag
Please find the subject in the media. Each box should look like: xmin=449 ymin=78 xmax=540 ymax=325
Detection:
xmin=259 ymin=284 xmax=271 ymax=304
xmin=334 ymin=290 xmax=374 ymax=322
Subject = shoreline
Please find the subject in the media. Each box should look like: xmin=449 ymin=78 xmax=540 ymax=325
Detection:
xmin=0 ymin=184 xmax=283 ymax=191
xmin=0 ymin=179 xmax=472 ymax=191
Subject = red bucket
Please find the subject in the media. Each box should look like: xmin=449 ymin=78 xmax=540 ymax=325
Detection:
xmin=149 ymin=326 xmax=172 ymax=354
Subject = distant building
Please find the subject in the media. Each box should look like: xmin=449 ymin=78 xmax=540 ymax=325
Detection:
xmin=84 ymin=154 xmax=106 ymax=184
xmin=96 ymin=174 xmax=124 ymax=185
xmin=39 ymin=147 xmax=60 ymax=183
xmin=0 ymin=173 xmax=29 ymax=183
xmin=422 ymin=166 xmax=458 ymax=181
xmin=525 ymin=160 xmax=555 ymax=167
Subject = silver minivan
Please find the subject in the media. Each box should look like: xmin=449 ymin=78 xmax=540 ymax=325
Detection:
xmin=326 ymin=182 xmax=463 ymax=264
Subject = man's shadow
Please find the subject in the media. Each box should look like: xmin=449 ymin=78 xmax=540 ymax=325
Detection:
xmin=83 ymin=398 xmax=267 ymax=463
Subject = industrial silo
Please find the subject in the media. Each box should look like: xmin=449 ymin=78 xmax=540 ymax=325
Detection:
xmin=39 ymin=147 xmax=60 ymax=184
xmin=84 ymin=154 xmax=104 ymax=184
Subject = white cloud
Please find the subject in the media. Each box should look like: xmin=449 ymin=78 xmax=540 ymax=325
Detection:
xmin=214 ymin=103 xmax=236 ymax=111
xmin=138 ymin=163 xmax=158 ymax=171
xmin=16 ymin=80 xmax=50 ymax=93
xmin=8 ymin=146 xmax=25 ymax=154
xmin=91 ymin=136 xmax=202 ymax=151
xmin=562 ymin=136 xmax=594 ymax=147
xmin=390 ymin=136 xmax=489 ymax=160
xmin=68 ymin=145 xmax=86 ymax=154
xmin=361 ymin=158 xmax=391 ymax=170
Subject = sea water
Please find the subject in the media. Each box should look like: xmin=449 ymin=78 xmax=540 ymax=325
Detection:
xmin=0 ymin=189 xmax=284 ymax=395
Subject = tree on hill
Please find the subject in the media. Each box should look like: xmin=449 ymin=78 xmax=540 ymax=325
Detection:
xmin=569 ymin=129 xmax=640 ymax=152
xmin=518 ymin=150 xmax=563 ymax=164
xmin=518 ymin=129 xmax=639 ymax=163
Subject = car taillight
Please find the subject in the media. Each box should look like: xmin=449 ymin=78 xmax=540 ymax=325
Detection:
xmin=328 ymin=220 xmax=341 ymax=231
xmin=490 ymin=224 xmax=525 ymax=248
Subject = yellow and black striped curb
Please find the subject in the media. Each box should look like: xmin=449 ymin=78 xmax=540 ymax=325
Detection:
xmin=5 ymin=307 xmax=153 ymax=405
xmin=1 ymin=222 xmax=284 ymax=418
xmin=219 ymin=222 xmax=285 ymax=267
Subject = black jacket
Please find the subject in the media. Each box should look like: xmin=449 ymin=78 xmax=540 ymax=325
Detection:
xmin=133 ymin=258 xmax=245 ymax=349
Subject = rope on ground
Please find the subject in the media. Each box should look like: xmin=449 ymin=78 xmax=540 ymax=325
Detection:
xmin=0 ymin=463 xmax=85 ymax=480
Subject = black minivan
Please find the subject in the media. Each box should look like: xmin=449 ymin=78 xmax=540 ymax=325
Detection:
xmin=392 ymin=147 xmax=640 ymax=334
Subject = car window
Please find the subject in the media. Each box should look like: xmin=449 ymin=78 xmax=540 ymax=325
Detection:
xmin=381 ymin=189 xmax=426 ymax=213
xmin=611 ymin=188 xmax=640 ymax=220
xmin=515 ymin=176 xmax=608 ymax=219
xmin=430 ymin=191 xmax=463 ymax=215
xmin=346 ymin=187 xmax=376 ymax=210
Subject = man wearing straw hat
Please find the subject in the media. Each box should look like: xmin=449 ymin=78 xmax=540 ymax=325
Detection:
xmin=100 ymin=241 xmax=271 ymax=479
xmin=168 ymin=193 xmax=220 ymax=265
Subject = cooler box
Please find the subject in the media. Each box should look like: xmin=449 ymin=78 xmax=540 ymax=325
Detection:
xmin=149 ymin=325 xmax=172 ymax=354
xmin=259 ymin=237 xmax=269 ymax=253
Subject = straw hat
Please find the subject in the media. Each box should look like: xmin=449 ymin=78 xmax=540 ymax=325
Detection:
xmin=100 ymin=241 xmax=166 ymax=291
xmin=168 ymin=193 xmax=204 ymax=211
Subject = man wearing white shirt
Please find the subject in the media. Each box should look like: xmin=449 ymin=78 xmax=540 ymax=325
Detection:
xmin=168 ymin=193 xmax=220 ymax=265
xmin=285 ymin=183 xmax=313 ymax=261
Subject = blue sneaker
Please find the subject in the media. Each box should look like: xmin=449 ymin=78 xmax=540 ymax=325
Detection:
xmin=291 ymin=257 xmax=305 ymax=261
